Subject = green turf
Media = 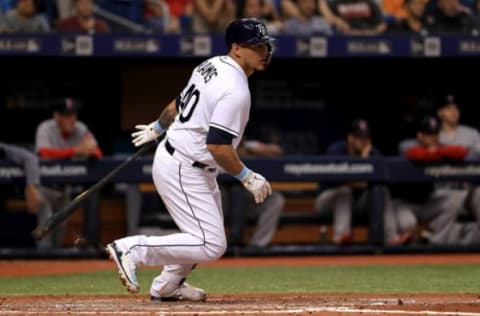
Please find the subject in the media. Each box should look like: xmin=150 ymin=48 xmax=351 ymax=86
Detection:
xmin=1 ymin=264 xmax=480 ymax=295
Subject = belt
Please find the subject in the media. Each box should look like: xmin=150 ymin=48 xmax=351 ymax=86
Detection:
xmin=165 ymin=140 xmax=215 ymax=172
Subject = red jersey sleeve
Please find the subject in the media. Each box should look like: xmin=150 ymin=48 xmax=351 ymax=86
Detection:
xmin=38 ymin=147 xmax=76 ymax=159
xmin=438 ymin=145 xmax=468 ymax=161
xmin=405 ymin=146 xmax=442 ymax=162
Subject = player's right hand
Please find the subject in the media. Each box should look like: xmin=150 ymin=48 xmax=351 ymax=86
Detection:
xmin=131 ymin=121 xmax=163 ymax=147
xmin=240 ymin=170 xmax=272 ymax=203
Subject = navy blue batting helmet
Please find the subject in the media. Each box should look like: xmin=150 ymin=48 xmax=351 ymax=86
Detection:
xmin=225 ymin=18 xmax=275 ymax=49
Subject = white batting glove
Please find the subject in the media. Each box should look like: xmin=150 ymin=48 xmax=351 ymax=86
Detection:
xmin=131 ymin=121 xmax=165 ymax=147
xmin=239 ymin=169 xmax=272 ymax=204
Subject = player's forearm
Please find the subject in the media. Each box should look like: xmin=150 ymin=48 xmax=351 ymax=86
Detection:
xmin=207 ymin=144 xmax=244 ymax=176
xmin=157 ymin=99 xmax=177 ymax=129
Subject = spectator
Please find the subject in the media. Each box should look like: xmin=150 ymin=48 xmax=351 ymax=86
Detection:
xmin=57 ymin=0 xmax=110 ymax=34
xmin=221 ymin=137 xmax=285 ymax=247
xmin=56 ymin=0 xmax=74 ymax=20
xmin=474 ymin=0 xmax=480 ymax=30
xmin=281 ymin=0 xmax=303 ymax=18
xmin=0 ymin=7 xmax=6 ymax=32
xmin=0 ymin=0 xmax=14 ymax=13
xmin=192 ymin=0 xmax=234 ymax=33
xmin=315 ymin=119 xmax=382 ymax=245
xmin=284 ymin=0 xmax=333 ymax=35
xmin=388 ymin=0 xmax=429 ymax=35
xmin=394 ymin=116 xmax=479 ymax=245
xmin=144 ymin=0 xmax=171 ymax=33
xmin=3 ymin=0 xmax=50 ymax=33
xmin=35 ymin=97 xmax=103 ymax=248
xmin=426 ymin=0 xmax=477 ymax=34
xmin=163 ymin=0 xmax=193 ymax=33
xmin=237 ymin=0 xmax=284 ymax=34
xmin=382 ymin=0 xmax=408 ymax=19
xmin=318 ymin=0 xmax=387 ymax=35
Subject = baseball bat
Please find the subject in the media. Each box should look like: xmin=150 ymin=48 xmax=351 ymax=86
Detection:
xmin=31 ymin=140 xmax=158 ymax=241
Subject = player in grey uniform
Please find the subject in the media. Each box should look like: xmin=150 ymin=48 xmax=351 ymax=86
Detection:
xmin=106 ymin=18 xmax=275 ymax=301
xmin=35 ymin=98 xmax=103 ymax=248
xmin=0 ymin=142 xmax=41 ymax=214
xmin=437 ymin=94 xmax=480 ymax=232
xmin=395 ymin=116 xmax=477 ymax=244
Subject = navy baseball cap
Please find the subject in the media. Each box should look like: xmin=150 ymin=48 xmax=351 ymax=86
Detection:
xmin=225 ymin=18 xmax=275 ymax=49
xmin=349 ymin=118 xmax=371 ymax=137
xmin=53 ymin=97 xmax=82 ymax=113
xmin=436 ymin=94 xmax=457 ymax=110
xmin=418 ymin=115 xmax=440 ymax=134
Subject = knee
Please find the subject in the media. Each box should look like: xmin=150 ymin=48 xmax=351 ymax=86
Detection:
xmin=204 ymin=236 xmax=227 ymax=261
xmin=399 ymin=210 xmax=417 ymax=233
xmin=335 ymin=186 xmax=352 ymax=199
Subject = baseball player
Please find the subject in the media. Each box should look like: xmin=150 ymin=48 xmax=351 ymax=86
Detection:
xmin=35 ymin=97 xmax=103 ymax=248
xmin=106 ymin=18 xmax=274 ymax=302
xmin=0 ymin=142 xmax=41 ymax=214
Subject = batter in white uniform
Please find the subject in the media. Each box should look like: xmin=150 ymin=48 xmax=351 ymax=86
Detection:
xmin=106 ymin=18 xmax=275 ymax=302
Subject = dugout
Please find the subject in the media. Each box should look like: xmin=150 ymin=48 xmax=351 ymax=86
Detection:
xmin=2 ymin=36 xmax=480 ymax=257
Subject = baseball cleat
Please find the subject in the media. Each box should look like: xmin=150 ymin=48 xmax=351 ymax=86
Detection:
xmin=150 ymin=283 xmax=207 ymax=302
xmin=105 ymin=242 xmax=140 ymax=293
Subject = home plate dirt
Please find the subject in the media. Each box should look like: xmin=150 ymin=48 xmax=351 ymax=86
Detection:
xmin=1 ymin=294 xmax=480 ymax=316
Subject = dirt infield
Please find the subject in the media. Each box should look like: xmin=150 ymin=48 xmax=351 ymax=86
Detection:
xmin=1 ymin=294 xmax=479 ymax=316
xmin=1 ymin=254 xmax=480 ymax=315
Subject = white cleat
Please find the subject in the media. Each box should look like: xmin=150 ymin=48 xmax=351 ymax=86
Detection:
xmin=150 ymin=282 xmax=207 ymax=302
xmin=105 ymin=242 xmax=140 ymax=294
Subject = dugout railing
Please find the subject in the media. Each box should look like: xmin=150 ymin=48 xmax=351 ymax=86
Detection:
xmin=1 ymin=156 xmax=480 ymax=258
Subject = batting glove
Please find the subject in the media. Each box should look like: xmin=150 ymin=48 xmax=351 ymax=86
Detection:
xmin=131 ymin=121 xmax=165 ymax=147
xmin=239 ymin=169 xmax=272 ymax=204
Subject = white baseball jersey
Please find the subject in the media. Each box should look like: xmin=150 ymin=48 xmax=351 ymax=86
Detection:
xmin=166 ymin=55 xmax=251 ymax=166
xmin=112 ymin=55 xmax=253 ymax=298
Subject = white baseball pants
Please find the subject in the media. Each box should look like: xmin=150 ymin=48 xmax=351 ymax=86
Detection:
xmin=113 ymin=140 xmax=227 ymax=292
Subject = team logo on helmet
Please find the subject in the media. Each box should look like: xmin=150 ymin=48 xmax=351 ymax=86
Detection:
xmin=256 ymin=24 xmax=267 ymax=37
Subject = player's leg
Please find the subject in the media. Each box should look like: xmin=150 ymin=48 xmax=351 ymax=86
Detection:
xmin=149 ymin=183 xmax=225 ymax=301
xmin=150 ymin=264 xmax=206 ymax=301
xmin=467 ymin=185 xmax=480 ymax=227
xmin=386 ymin=198 xmax=417 ymax=245
xmin=315 ymin=186 xmax=353 ymax=244
xmin=36 ymin=186 xmax=69 ymax=248
xmin=36 ymin=187 xmax=55 ymax=249
xmin=227 ymin=183 xmax=249 ymax=246
xmin=125 ymin=184 xmax=142 ymax=236
xmin=107 ymin=146 xmax=227 ymax=293
xmin=422 ymin=188 xmax=467 ymax=244
xmin=117 ymin=170 xmax=226 ymax=263
xmin=248 ymin=191 xmax=284 ymax=247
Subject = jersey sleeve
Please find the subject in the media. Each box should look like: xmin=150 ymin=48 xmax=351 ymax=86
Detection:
xmin=209 ymin=89 xmax=250 ymax=138
xmin=35 ymin=122 xmax=52 ymax=152
xmin=0 ymin=143 xmax=40 ymax=185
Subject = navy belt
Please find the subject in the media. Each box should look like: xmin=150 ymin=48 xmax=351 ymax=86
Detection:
xmin=165 ymin=140 xmax=214 ymax=171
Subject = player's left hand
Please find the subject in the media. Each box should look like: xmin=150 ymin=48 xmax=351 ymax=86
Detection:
xmin=240 ymin=170 xmax=272 ymax=203
xmin=131 ymin=122 xmax=164 ymax=147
